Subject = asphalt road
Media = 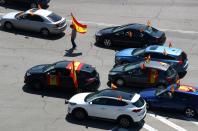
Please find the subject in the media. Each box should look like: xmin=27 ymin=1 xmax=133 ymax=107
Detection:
xmin=0 ymin=0 xmax=198 ymax=131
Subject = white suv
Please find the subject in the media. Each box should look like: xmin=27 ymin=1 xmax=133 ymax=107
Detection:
xmin=67 ymin=89 xmax=146 ymax=128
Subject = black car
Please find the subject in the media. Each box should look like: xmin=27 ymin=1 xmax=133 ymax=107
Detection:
xmin=0 ymin=0 xmax=50 ymax=8
xmin=108 ymin=61 xmax=179 ymax=88
xmin=95 ymin=23 xmax=166 ymax=48
xmin=24 ymin=60 xmax=100 ymax=92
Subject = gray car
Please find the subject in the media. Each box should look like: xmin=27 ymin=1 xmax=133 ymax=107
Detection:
xmin=0 ymin=8 xmax=67 ymax=36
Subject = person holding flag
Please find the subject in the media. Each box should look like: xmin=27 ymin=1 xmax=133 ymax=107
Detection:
xmin=69 ymin=13 xmax=87 ymax=50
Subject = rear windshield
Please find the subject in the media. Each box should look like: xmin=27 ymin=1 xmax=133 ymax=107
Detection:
xmin=47 ymin=13 xmax=62 ymax=22
xmin=133 ymin=97 xmax=145 ymax=107
xmin=144 ymin=26 xmax=158 ymax=36
xmin=132 ymin=48 xmax=145 ymax=56
xmin=166 ymin=67 xmax=176 ymax=77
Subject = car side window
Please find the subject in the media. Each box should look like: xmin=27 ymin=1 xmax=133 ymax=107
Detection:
xmin=131 ymin=68 xmax=145 ymax=76
xmin=107 ymin=99 xmax=128 ymax=106
xmin=48 ymin=69 xmax=56 ymax=75
xmin=124 ymin=30 xmax=134 ymax=38
xmin=115 ymin=31 xmax=125 ymax=37
xmin=26 ymin=14 xmax=44 ymax=22
xmin=60 ymin=69 xmax=70 ymax=77
xmin=159 ymin=91 xmax=173 ymax=99
xmin=144 ymin=52 xmax=156 ymax=58
xmin=92 ymin=98 xmax=108 ymax=105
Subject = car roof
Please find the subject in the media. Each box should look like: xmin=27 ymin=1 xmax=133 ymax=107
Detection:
xmin=145 ymin=45 xmax=182 ymax=56
xmin=26 ymin=8 xmax=52 ymax=17
xmin=97 ymin=89 xmax=135 ymax=101
xmin=124 ymin=23 xmax=148 ymax=30
xmin=54 ymin=60 xmax=94 ymax=72
xmin=126 ymin=61 xmax=170 ymax=71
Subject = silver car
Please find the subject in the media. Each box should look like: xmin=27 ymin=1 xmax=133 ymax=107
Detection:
xmin=0 ymin=8 xmax=67 ymax=36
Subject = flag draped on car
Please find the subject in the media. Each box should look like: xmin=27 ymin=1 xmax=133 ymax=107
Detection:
xmin=71 ymin=13 xmax=87 ymax=34
xmin=70 ymin=61 xmax=78 ymax=89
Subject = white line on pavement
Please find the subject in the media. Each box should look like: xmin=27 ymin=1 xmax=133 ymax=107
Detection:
xmin=148 ymin=113 xmax=187 ymax=131
xmin=143 ymin=124 xmax=158 ymax=131
xmin=183 ymin=117 xmax=198 ymax=126
xmin=66 ymin=19 xmax=198 ymax=34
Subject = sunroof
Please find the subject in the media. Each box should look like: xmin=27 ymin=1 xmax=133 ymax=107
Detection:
xmin=149 ymin=46 xmax=158 ymax=50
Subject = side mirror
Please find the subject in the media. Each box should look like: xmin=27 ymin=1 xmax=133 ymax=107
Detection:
xmin=89 ymin=102 xmax=92 ymax=104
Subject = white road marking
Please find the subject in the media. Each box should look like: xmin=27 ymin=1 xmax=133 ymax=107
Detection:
xmin=66 ymin=19 xmax=198 ymax=34
xmin=148 ymin=113 xmax=187 ymax=131
xmin=143 ymin=124 xmax=158 ymax=131
xmin=183 ymin=117 xmax=198 ymax=126
xmin=0 ymin=12 xmax=198 ymax=34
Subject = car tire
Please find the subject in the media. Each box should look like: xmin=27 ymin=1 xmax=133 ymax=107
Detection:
xmin=103 ymin=39 xmax=112 ymax=47
xmin=115 ymin=78 xmax=125 ymax=87
xmin=4 ymin=22 xmax=13 ymax=30
xmin=72 ymin=108 xmax=87 ymax=120
xmin=0 ymin=0 xmax=5 ymax=4
xmin=40 ymin=28 xmax=49 ymax=37
xmin=30 ymin=3 xmax=37 ymax=8
xmin=185 ymin=107 xmax=196 ymax=118
xmin=118 ymin=116 xmax=132 ymax=128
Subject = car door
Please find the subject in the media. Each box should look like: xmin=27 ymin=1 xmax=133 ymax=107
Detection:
xmin=45 ymin=69 xmax=59 ymax=88
xmin=14 ymin=14 xmax=32 ymax=30
xmin=127 ymin=68 xmax=149 ymax=86
xmin=113 ymin=30 xmax=127 ymax=45
xmin=87 ymin=98 xmax=109 ymax=118
xmin=25 ymin=14 xmax=45 ymax=32
xmin=59 ymin=69 xmax=74 ymax=89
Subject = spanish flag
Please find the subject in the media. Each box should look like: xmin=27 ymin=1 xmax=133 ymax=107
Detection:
xmin=70 ymin=61 xmax=78 ymax=89
xmin=71 ymin=13 xmax=87 ymax=34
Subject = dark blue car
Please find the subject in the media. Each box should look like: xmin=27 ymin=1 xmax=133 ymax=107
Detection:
xmin=115 ymin=45 xmax=188 ymax=76
xmin=140 ymin=84 xmax=198 ymax=117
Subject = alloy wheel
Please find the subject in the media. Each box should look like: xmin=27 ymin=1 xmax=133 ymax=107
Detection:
xmin=119 ymin=117 xmax=131 ymax=128
xmin=103 ymin=39 xmax=112 ymax=47
xmin=185 ymin=108 xmax=195 ymax=118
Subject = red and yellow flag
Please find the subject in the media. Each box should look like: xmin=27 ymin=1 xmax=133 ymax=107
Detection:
xmin=70 ymin=61 xmax=78 ymax=89
xmin=71 ymin=13 xmax=87 ymax=34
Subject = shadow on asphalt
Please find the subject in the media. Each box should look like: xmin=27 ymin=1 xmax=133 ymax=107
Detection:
xmin=0 ymin=27 xmax=65 ymax=40
xmin=22 ymin=84 xmax=74 ymax=100
xmin=65 ymin=114 xmax=144 ymax=131
xmin=148 ymin=110 xmax=198 ymax=121
xmin=94 ymin=42 xmax=128 ymax=52
xmin=0 ymin=2 xmax=49 ymax=11
xmin=64 ymin=48 xmax=82 ymax=57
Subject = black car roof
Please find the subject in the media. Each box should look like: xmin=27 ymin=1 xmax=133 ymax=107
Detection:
xmin=97 ymin=89 xmax=135 ymax=100
xmin=122 ymin=23 xmax=147 ymax=30
xmin=125 ymin=61 xmax=170 ymax=71
xmin=54 ymin=60 xmax=94 ymax=72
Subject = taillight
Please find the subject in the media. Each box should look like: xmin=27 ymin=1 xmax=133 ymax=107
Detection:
xmin=178 ymin=59 xmax=183 ymax=65
xmin=166 ymin=77 xmax=172 ymax=83
xmin=132 ymin=109 xmax=142 ymax=112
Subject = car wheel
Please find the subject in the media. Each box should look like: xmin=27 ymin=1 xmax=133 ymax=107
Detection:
xmin=118 ymin=116 xmax=132 ymax=128
xmin=73 ymin=108 xmax=87 ymax=120
xmin=4 ymin=22 xmax=13 ymax=30
xmin=115 ymin=78 xmax=125 ymax=87
xmin=0 ymin=0 xmax=5 ymax=4
xmin=103 ymin=39 xmax=112 ymax=47
xmin=185 ymin=108 xmax=196 ymax=118
xmin=30 ymin=3 xmax=37 ymax=8
xmin=40 ymin=28 xmax=49 ymax=37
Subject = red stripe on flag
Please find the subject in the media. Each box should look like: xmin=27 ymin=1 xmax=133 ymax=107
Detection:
xmin=76 ymin=63 xmax=83 ymax=72
xmin=71 ymin=14 xmax=87 ymax=28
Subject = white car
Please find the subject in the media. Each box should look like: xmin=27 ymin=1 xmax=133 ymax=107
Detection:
xmin=0 ymin=8 xmax=67 ymax=36
xmin=67 ymin=89 xmax=146 ymax=128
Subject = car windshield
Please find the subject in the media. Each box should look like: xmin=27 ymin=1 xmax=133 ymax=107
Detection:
xmin=144 ymin=26 xmax=158 ymax=36
xmin=113 ymin=24 xmax=129 ymax=33
xmin=15 ymin=11 xmax=25 ymax=18
xmin=123 ymin=63 xmax=140 ymax=71
xmin=132 ymin=48 xmax=145 ymax=56
xmin=47 ymin=13 xmax=62 ymax=22
xmin=43 ymin=64 xmax=55 ymax=72
xmin=84 ymin=90 xmax=103 ymax=102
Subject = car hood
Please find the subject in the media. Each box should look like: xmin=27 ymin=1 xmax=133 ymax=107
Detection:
xmin=99 ymin=26 xmax=115 ymax=35
xmin=27 ymin=64 xmax=49 ymax=74
xmin=69 ymin=93 xmax=91 ymax=104
xmin=116 ymin=48 xmax=136 ymax=57
xmin=140 ymin=88 xmax=156 ymax=99
xmin=110 ymin=65 xmax=124 ymax=72
xmin=2 ymin=12 xmax=19 ymax=19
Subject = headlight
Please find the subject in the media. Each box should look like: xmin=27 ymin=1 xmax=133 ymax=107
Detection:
xmin=96 ymin=32 xmax=102 ymax=36
xmin=26 ymin=72 xmax=31 ymax=77
xmin=109 ymin=72 xmax=117 ymax=75
xmin=68 ymin=102 xmax=76 ymax=106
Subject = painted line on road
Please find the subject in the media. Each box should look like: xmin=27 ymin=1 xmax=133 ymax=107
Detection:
xmin=143 ymin=124 xmax=158 ymax=131
xmin=0 ymin=12 xmax=198 ymax=34
xmin=183 ymin=117 xmax=198 ymax=126
xmin=148 ymin=113 xmax=187 ymax=131
xmin=66 ymin=19 xmax=198 ymax=34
